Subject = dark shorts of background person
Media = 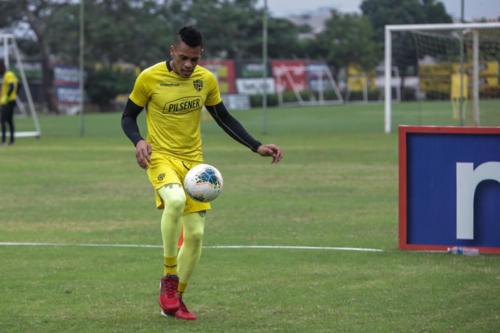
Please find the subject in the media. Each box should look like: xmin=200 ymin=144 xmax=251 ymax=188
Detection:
xmin=1 ymin=101 xmax=16 ymax=144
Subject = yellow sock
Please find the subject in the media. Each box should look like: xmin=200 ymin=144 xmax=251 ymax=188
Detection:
xmin=163 ymin=256 xmax=177 ymax=276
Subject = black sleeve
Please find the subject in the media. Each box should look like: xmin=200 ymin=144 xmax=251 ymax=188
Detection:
xmin=121 ymin=98 xmax=145 ymax=146
xmin=6 ymin=83 xmax=15 ymax=98
xmin=206 ymin=102 xmax=262 ymax=152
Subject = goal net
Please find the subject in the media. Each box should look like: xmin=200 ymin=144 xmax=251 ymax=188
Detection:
xmin=384 ymin=22 xmax=500 ymax=133
xmin=1 ymin=34 xmax=41 ymax=138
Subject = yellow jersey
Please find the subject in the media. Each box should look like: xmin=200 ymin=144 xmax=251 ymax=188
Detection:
xmin=451 ymin=73 xmax=469 ymax=99
xmin=129 ymin=61 xmax=222 ymax=162
xmin=1 ymin=70 xmax=18 ymax=105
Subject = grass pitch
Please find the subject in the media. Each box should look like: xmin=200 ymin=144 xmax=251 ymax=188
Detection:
xmin=1 ymin=101 xmax=500 ymax=332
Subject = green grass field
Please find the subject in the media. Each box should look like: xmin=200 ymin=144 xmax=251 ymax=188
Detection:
xmin=1 ymin=101 xmax=500 ymax=332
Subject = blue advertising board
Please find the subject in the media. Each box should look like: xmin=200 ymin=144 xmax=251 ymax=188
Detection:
xmin=399 ymin=126 xmax=500 ymax=254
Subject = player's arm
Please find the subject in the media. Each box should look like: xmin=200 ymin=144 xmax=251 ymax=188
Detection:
xmin=121 ymin=98 xmax=151 ymax=169
xmin=6 ymin=83 xmax=15 ymax=99
xmin=206 ymin=102 xmax=283 ymax=163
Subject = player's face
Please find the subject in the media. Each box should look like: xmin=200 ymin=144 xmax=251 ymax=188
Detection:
xmin=170 ymin=42 xmax=203 ymax=78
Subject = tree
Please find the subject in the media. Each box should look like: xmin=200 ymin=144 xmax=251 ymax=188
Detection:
xmin=0 ymin=0 xmax=180 ymax=110
xmin=83 ymin=0 xmax=174 ymax=66
xmin=175 ymin=0 xmax=307 ymax=59
xmin=315 ymin=10 xmax=379 ymax=73
xmin=0 ymin=0 xmax=72 ymax=113
xmin=361 ymin=0 xmax=452 ymax=89
xmin=422 ymin=0 xmax=453 ymax=23
xmin=266 ymin=18 xmax=311 ymax=59
xmin=0 ymin=0 xmax=327 ymax=108
xmin=179 ymin=0 xmax=262 ymax=59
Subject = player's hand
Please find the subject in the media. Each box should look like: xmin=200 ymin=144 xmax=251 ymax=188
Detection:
xmin=135 ymin=139 xmax=152 ymax=169
xmin=256 ymin=144 xmax=283 ymax=164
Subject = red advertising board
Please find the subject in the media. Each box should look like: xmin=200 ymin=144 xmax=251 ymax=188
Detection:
xmin=199 ymin=60 xmax=236 ymax=94
xmin=271 ymin=60 xmax=308 ymax=93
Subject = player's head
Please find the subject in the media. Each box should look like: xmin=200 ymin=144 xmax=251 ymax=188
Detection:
xmin=0 ymin=60 xmax=5 ymax=74
xmin=170 ymin=26 xmax=203 ymax=78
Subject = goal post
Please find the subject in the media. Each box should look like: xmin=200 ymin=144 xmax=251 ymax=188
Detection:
xmin=384 ymin=22 xmax=500 ymax=133
xmin=1 ymin=33 xmax=41 ymax=138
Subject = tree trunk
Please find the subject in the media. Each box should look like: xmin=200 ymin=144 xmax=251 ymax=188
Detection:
xmin=39 ymin=41 xmax=59 ymax=113
xmin=24 ymin=4 xmax=59 ymax=113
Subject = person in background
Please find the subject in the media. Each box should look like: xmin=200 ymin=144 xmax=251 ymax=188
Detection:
xmin=0 ymin=59 xmax=19 ymax=146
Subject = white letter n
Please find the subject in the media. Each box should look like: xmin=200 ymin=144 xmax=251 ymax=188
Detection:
xmin=456 ymin=162 xmax=500 ymax=239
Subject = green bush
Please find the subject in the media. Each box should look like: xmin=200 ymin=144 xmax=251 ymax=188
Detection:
xmin=401 ymin=87 xmax=417 ymax=101
xmin=481 ymin=86 xmax=500 ymax=98
xmin=346 ymin=89 xmax=382 ymax=101
xmin=85 ymin=67 xmax=136 ymax=110
xmin=249 ymin=94 xmax=279 ymax=107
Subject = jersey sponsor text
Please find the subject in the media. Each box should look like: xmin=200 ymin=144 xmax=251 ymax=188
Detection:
xmin=163 ymin=96 xmax=201 ymax=114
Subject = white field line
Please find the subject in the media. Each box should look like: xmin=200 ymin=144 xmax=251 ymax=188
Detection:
xmin=206 ymin=245 xmax=383 ymax=252
xmin=0 ymin=242 xmax=383 ymax=253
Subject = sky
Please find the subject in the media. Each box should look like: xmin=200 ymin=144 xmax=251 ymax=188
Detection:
xmin=258 ymin=0 xmax=500 ymax=21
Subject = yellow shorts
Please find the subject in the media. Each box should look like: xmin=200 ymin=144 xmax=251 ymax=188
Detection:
xmin=146 ymin=153 xmax=211 ymax=213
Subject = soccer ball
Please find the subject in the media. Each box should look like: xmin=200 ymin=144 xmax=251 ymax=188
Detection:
xmin=183 ymin=164 xmax=223 ymax=202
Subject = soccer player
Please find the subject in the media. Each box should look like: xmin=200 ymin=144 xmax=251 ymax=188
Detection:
xmin=0 ymin=59 xmax=19 ymax=146
xmin=121 ymin=26 xmax=283 ymax=320
xmin=450 ymin=69 xmax=469 ymax=121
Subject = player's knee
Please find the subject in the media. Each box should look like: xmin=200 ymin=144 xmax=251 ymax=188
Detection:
xmin=167 ymin=192 xmax=186 ymax=212
xmin=159 ymin=184 xmax=186 ymax=212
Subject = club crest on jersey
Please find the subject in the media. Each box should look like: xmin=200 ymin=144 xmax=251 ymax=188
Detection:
xmin=193 ymin=79 xmax=203 ymax=91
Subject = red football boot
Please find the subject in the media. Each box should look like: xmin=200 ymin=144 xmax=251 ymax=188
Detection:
xmin=174 ymin=298 xmax=197 ymax=320
xmin=158 ymin=275 xmax=180 ymax=312
xmin=160 ymin=297 xmax=197 ymax=320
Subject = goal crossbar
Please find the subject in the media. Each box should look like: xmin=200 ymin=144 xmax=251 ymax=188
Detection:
xmin=386 ymin=22 xmax=500 ymax=32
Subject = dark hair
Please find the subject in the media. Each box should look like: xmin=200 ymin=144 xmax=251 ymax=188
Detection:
xmin=177 ymin=26 xmax=203 ymax=48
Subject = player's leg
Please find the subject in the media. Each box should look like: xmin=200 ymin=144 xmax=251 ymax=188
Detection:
xmin=158 ymin=184 xmax=185 ymax=273
xmin=158 ymin=160 xmax=211 ymax=320
xmin=147 ymin=156 xmax=188 ymax=314
xmin=1 ymin=105 xmax=6 ymax=145
xmin=6 ymin=102 xmax=15 ymax=144
xmin=451 ymin=98 xmax=459 ymax=120
xmin=157 ymin=183 xmax=185 ymax=313
xmin=177 ymin=211 xmax=205 ymax=292
xmin=174 ymin=211 xmax=206 ymax=320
